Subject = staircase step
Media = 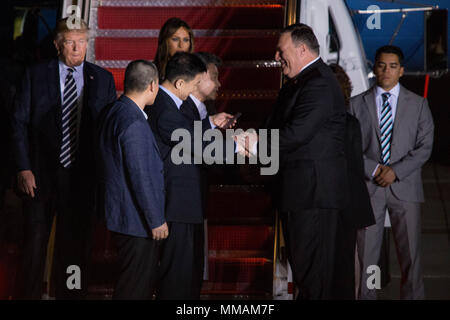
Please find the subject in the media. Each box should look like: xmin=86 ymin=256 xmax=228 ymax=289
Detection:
xmin=106 ymin=66 xmax=280 ymax=93
xmin=96 ymin=36 xmax=278 ymax=61
xmin=208 ymin=225 xmax=273 ymax=251
xmin=219 ymin=67 xmax=281 ymax=90
xmin=97 ymin=6 xmax=284 ymax=30
xmin=206 ymin=185 xmax=274 ymax=221
xmin=204 ymin=256 xmax=272 ymax=295
xmin=208 ymin=257 xmax=271 ymax=283
xmin=0 ymin=244 xmax=19 ymax=299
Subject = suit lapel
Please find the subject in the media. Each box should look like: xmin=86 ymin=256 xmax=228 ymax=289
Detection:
xmin=279 ymin=59 xmax=323 ymax=123
xmin=391 ymin=85 xmax=408 ymax=160
xmin=363 ymin=88 xmax=380 ymax=140
xmin=83 ymin=62 xmax=98 ymax=118
xmin=48 ymin=59 xmax=62 ymax=142
xmin=180 ymin=96 xmax=200 ymax=121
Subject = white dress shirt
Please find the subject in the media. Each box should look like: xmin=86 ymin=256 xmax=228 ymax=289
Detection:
xmin=159 ymin=85 xmax=183 ymax=109
xmin=299 ymin=56 xmax=320 ymax=74
xmin=58 ymin=60 xmax=84 ymax=140
xmin=189 ymin=94 xmax=208 ymax=120
xmin=372 ymin=83 xmax=400 ymax=176
xmin=58 ymin=60 xmax=84 ymax=104
xmin=375 ymin=83 xmax=400 ymax=124
xmin=189 ymin=94 xmax=216 ymax=129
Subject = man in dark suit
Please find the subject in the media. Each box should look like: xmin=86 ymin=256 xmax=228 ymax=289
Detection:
xmin=96 ymin=60 xmax=167 ymax=299
xmin=11 ymin=18 xmax=116 ymax=299
xmin=146 ymin=52 xmax=234 ymax=299
xmin=180 ymin=52 xmax=223 ymax=281
xmin=350 ymin=45 xmax=434 ymax=300
xmin=260 ymin=24 xmax=349 ymax=299
xmin=329 ymin=63 xmax=375 ymax=299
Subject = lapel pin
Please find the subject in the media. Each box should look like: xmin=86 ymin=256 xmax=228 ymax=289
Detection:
xmin=90 ymin=75 xmax=94 ymax=80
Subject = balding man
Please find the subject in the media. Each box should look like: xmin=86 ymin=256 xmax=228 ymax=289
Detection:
xmin=96 ymin=60 xmax=167 ymax=299
xmin=11 ymin=18 xmax=116 ymax=299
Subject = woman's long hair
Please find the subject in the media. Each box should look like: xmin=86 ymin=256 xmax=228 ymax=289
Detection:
xmin=154 ymin=17 xmax=194 ymax=80
xmin=329 ymin=63 xmax=353 ymax=107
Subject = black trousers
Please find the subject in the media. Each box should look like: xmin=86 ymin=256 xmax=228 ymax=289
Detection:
xmin=112 ymin=232 xmax=160 ymax=300
xmin=281 ymin=208 xmax=341 ymax=300
xmin=157 ymin=222 xmax=204 ymax=300
xmin=332 ymin=210 xmax=357 ymax=300
xmin=16 ymin=168 xmax=93 ymax=300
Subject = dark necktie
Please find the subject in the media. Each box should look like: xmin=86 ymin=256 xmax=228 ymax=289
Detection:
xmin=380 ymin=92 xmax=393 ymax=165
xmin=60 ymin=67 xmax=79 ymax=168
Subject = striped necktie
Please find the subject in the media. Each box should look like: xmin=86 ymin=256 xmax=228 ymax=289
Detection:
xmin=60 ymin=67 xmax=79 ymax=168
xmin=380 ymin=92 xmax=393 ymax=165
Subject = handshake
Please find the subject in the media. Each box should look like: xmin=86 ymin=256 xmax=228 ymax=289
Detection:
xmin=233 ymin=130 xmax=258 ymax=157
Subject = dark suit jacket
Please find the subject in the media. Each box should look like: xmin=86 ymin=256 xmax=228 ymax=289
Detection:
xmin=180 ymin=96 xmax=202 ymax=122
xmin=145 ymin=89 xmax=221 ymax=224
xmin=265 ymin=58 xmax=348 ymax=212
xmin=96 ymin=95 xmax=165 ymax=237
xmin=180 ymin=96 xmax=210 ymax=213
xmin=344 ymin=113 xmax=375 ymax=229
xmin=11 ymin=59 xmax=116 ymax=205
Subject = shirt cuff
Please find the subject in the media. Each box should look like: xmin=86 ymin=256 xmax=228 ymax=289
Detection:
xmin=251 ymin=141 xmax=258 ymax=156
xmin=208 ymin=116 xmax=216 ymax=129
xmin=372 ymin=164 xmax=380 ymax=177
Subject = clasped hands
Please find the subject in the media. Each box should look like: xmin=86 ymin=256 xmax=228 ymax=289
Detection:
xmin=233 ymin=130 xmax=258 ymax=157
xmin=374 ymin=164 xmax=397 ymax=187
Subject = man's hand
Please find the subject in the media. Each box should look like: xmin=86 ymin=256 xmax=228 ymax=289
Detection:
xmin=233 ymin=130 xmax=258 ymax=157
xmin=210 ymin=112 xmax=236 ymax=129
xmin=374 ymin=165 xmax=397 ymax=187
xmin=17 ymin=170 xmax=37 ymax=198
xmin=152 ymin=222 xmax=169 ymax=240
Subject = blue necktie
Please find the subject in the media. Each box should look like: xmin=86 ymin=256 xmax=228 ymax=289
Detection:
xmin=380 ymin=92 xmax=393 ymax=165
xmin=60 ymin=68 xmax=79 ymax=168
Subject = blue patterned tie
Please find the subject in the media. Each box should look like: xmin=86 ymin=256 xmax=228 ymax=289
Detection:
xmin=60 ymin=67 xmax=78 ymax=168
xmin=380 ymin=92 xmax=393 ymax=165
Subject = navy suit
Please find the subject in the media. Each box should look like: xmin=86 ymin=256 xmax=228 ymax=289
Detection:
xmin=147 ymin=90 xmax=215 ymax=224
xmin=11 ymin=59 xmax=116 ymax=299
xmin=333 ymin=113 xmax=375 ymax=299
xmin=96 ymin=95 xmax=165 ymax=299
xmin=145 ymin=89 xmax=225 ymax=299
xmin=97 ymin=95 xmax=165 ymax=237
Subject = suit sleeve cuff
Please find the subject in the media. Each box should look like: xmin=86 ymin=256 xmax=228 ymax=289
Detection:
xmin=208 ymin=116 xmax=216 ymax=129
xmin=372 ymin=164 xmax=380 ymax=177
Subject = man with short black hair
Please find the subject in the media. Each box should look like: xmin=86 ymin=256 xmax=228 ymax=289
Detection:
xmin=181 ymin=52 xmax=222 ymax=122
xmin=350 ymin=45 xmax=434 ymax=300
xmin=146 ymin=52 xmax=233 ymax=299
xmin=97 ymin=60 xmax=166 ymax=300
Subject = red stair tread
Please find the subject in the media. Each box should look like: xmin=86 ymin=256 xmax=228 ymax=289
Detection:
xmin=0 ymin=245 xmax=19 ymax=299
xmin=206 ymin=189 xmax=274 ymax=219
xmin=207 ymin=257 xmax=272 ymax=284
xmin=95 ymin=36 xmax=278 ymax=61
xmin=201 ymin=282 xmax=271 ymax=296
xmin=98 ymin=6 xmax=284 ymax=30
xmin=208 ymin=225 xmax=273 ymax=251
xmin=219 ymin=67 xmax=281 ymax=90
xmin=106 ymin=67 xmax=280 ymax=92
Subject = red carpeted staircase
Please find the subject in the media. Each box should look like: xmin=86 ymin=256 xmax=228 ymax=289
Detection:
xmin=89 ymin=0 xmax=285 ymax=299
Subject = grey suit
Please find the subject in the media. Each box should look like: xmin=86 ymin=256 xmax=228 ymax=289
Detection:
xmin=349 ymin=84 xmax=434 ymax=299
